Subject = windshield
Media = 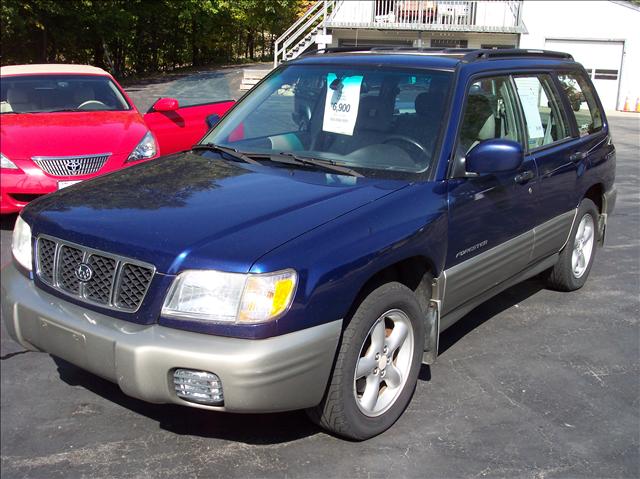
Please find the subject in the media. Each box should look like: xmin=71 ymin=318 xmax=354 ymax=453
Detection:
xmin=0 ymin=74 xmax=131 ymax=113
xmin=203 ymin=64 xmax=452 ymax=175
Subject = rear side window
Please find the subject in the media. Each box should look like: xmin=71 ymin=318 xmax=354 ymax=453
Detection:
xmin=513 ymin=75 xmax=571 ymax=149
xmin=557 ymin=73 xmax=603 ymax=136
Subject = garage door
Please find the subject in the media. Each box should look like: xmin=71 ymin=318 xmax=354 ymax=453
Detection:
xmin=545 ymin=39 xmax=624 ymax=111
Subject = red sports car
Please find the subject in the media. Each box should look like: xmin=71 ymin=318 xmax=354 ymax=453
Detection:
xmin=0 ymin=64 xmax=235 ymax=214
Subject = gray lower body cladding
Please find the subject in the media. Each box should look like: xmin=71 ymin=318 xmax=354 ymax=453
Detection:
xmin=1 ymin=264 xmax=342 ymax=413
xmin=440 ymin=209 xmax=576 ymax=317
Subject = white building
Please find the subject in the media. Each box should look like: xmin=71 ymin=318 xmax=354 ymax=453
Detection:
xmin=274 ymin=0 xmax=640 ymax=111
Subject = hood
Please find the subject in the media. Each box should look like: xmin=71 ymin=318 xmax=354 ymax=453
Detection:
xmin=24 ymin=152 xmax=408 ymax=274
xmin=0 ymin=110 xmax=148 ymax=159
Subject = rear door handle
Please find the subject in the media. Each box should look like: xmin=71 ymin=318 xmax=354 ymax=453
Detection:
xmin=514 ymin=170 xmax=535 ymax=184
xmin=570 ymin=151 xmax=587 ymax=162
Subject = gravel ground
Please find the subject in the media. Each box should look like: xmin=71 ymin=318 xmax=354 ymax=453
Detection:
xmin=0 ymin=93 xmax=638 ymax=478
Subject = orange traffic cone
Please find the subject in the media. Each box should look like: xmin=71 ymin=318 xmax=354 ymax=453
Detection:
xmin=636 ymin=97 xmax=640 ymax=113
xmin=623 ymin=96 xmax=630 ymax=111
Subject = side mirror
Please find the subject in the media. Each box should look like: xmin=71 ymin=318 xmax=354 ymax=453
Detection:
xmin=152 ymin=97 xmax=179 ymax=112
xmin=206 ymin=114 xmax=221 ymax=129
xmin=466 ymin=138 xmax=524 ymax=174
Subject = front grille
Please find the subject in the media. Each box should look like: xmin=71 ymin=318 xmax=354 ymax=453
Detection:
xmin=85 ymin=254 xmax=117 ymax=304
xmin=37 ymin=238 xmax=56 ymax=283
xmin=115 ymin=264 xmax=155 ymax=310
xmin=35 ymin=235 xmax=155 ymax=312
xmin=58 ymin=245 xmax=84 ymax=293
xmin=32 ymin=153 xmax=110 ymax=177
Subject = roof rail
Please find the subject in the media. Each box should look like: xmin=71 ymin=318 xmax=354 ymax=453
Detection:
xmin=299 ymin=47 xmax=574 ymax=62
xmin=303 ymin=46 xmax=478 ymax=56
xmin=463 ymin=48 xmax=574 ymax=62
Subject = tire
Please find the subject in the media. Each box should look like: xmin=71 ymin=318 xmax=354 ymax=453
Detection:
xmin=307 ymin=282 xmax=425 ymax=440
xmin=546 ymin=198 xmax=599 ymax=291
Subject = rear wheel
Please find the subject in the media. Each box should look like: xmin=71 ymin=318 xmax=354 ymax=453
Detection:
xmin=307 ymin=282 xmax=425 ymax=440
xmin=546 ymin=198 xmax=599 ymax=291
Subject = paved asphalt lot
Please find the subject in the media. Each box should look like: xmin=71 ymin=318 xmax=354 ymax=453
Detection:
xmin=123 ymin=62 xmax=270 ymax=112
xmin=0 ymin=83 xmax=638 ymax=478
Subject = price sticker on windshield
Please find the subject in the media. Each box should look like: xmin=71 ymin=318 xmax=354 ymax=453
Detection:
xmin=322 ymin=73 xmax=363 ymax=136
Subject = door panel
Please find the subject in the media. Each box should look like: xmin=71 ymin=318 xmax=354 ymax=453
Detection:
xmin=532 ymin=209 xmax=576 ymax=260
xmin=443 ymin=227 xmax=533 ymax=314
xmin=144 ymin=100 xmax=235 ymax=155
xmin=445 ymin=75 xmax=537 ymax=314
xmin=512 ymin=73 xmax=579 ymax=259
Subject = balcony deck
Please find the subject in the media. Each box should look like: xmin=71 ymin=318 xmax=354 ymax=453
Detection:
xmin=326 ymin=1 xmax=526 ymax=34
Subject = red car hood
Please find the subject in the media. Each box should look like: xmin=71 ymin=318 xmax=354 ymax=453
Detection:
xmin=0 ymin=110 xmax=148 ymax=160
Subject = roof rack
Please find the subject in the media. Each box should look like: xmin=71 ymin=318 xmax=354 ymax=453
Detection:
xmin=303 ymin=46 xmax=477 ymax=56
xmin=462 ymin=48 xmax=574 ymax=62
xmin=300 ymin=47 xmax=574 ymax=62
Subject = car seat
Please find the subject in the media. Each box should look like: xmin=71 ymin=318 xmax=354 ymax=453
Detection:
xmin=328 ymin=95 xmax=395 ymax=154
xmin=459 ymin=94 xmax=496 ymax=153
xmin=400 ymin=77 xmax=450 ymax=145
xmin=7 ymin=88 xmax=37 ymax=113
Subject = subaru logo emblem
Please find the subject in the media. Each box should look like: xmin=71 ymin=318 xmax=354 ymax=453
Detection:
xmin=75 ymin=263 xmax=93 ymax=282
xmin=65 ymin=159 xmax=82 ymax=173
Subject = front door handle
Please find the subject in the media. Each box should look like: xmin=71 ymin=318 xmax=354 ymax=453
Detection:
xmin=570 ymin=151 xmax=587 ymax=163
xmin=514 ymin=170 xmax=535 ymax=184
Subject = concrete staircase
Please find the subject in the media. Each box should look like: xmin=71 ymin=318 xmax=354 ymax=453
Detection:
xmin=239 ymin=69 xmax=271 ymax=91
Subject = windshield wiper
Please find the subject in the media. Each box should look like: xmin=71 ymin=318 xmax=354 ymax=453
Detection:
xmin=192 ymin=143 xmax=261 ymax=165
xmin=46 ymin=109 xmax=82 ymax=113
xmin=263 ymin=152 xmax=363 ymax=177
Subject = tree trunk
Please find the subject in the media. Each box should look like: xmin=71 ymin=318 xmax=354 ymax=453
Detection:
xmin=42 ymin=28 xmax=47 ymax=62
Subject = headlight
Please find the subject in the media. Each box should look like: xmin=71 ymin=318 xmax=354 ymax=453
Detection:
xmin=1 ymin=153 xmax=18 ymax=169
xmin=162 ymin=269 xmax=297 ymax=324
xmin=127 ymin=131 xmax=157 ymax=162
xmin=11 ymin=215 xmax=32 ymax=271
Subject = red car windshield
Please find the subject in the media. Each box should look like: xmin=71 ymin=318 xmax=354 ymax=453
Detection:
xmin=0 ymin=74 xmax=130 ymax=114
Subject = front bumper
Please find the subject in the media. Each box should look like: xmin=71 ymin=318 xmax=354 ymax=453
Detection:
xmin=1 ymin=263 xmax=341 ymax=412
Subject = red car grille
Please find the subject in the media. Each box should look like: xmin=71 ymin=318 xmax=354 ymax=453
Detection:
xmin=32 ymin=153 xmax=110 ymax=177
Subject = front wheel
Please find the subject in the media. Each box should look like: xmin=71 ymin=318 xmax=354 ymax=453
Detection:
xmin=546 ymin=198 xmax=599 ymax=291
xmin=307 ymin=282 xmax=425 ymax=440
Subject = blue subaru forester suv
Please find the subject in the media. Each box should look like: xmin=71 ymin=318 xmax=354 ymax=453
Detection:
xmin=3 ymin=48 xmax=616 ymax=440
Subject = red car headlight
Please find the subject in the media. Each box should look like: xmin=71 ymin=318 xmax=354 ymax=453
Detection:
xmin=127 ymin=131 xmax=157 ymax=162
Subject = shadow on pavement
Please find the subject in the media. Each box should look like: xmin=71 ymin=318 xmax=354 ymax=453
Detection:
xmin=1 ymin=213 xmax=17 ymax=231
xmin=53 ymin=355 xmax=322 ymax=444
xmin=438 ymin=276 xmax=546 ymax=355
xmin=51 ymin=275 xmax=546 ymax=444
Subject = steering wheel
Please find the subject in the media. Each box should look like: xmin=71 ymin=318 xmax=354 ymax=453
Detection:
xmin=77 ymin=100 xmax=107 ymax=110
xmin=382 ymin=135 xmax=428 ymax=160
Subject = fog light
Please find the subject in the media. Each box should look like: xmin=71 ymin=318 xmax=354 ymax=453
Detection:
xmin=173 ymin=369 xmax=223 ymax=405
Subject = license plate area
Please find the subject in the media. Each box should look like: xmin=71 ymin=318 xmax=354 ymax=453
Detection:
xmin=24 ymin=317 xmax=88 ymax=366
xmin=58 ymin=180 xmax=82 ymax=190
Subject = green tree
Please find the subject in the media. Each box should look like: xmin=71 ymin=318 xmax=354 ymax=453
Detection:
xmin=1 ymin=0 xmax=303 ymax=78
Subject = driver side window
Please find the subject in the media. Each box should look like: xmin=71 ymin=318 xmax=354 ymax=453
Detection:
xmin=457 ymin=76 xmax=522 ymax=157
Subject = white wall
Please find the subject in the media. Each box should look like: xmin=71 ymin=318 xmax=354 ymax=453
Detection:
xmin=519 ymin=0 xmax=640 ymax=111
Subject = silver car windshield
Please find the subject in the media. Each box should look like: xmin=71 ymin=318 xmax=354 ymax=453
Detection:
xmin=203 ymin=65 xmax=452 ymax=174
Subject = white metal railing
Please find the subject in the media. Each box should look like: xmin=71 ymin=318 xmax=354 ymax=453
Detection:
xmin=327 ymin=1 xmax=524 ymax=33
xmin=274 ymin=1 xmax=338 ymax=67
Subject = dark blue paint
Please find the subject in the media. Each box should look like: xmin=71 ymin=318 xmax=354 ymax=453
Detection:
xmin=465 ymin=139 xmax=524 ymax=174
xmin=21 ymin=53 xmax=616 ymax=339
